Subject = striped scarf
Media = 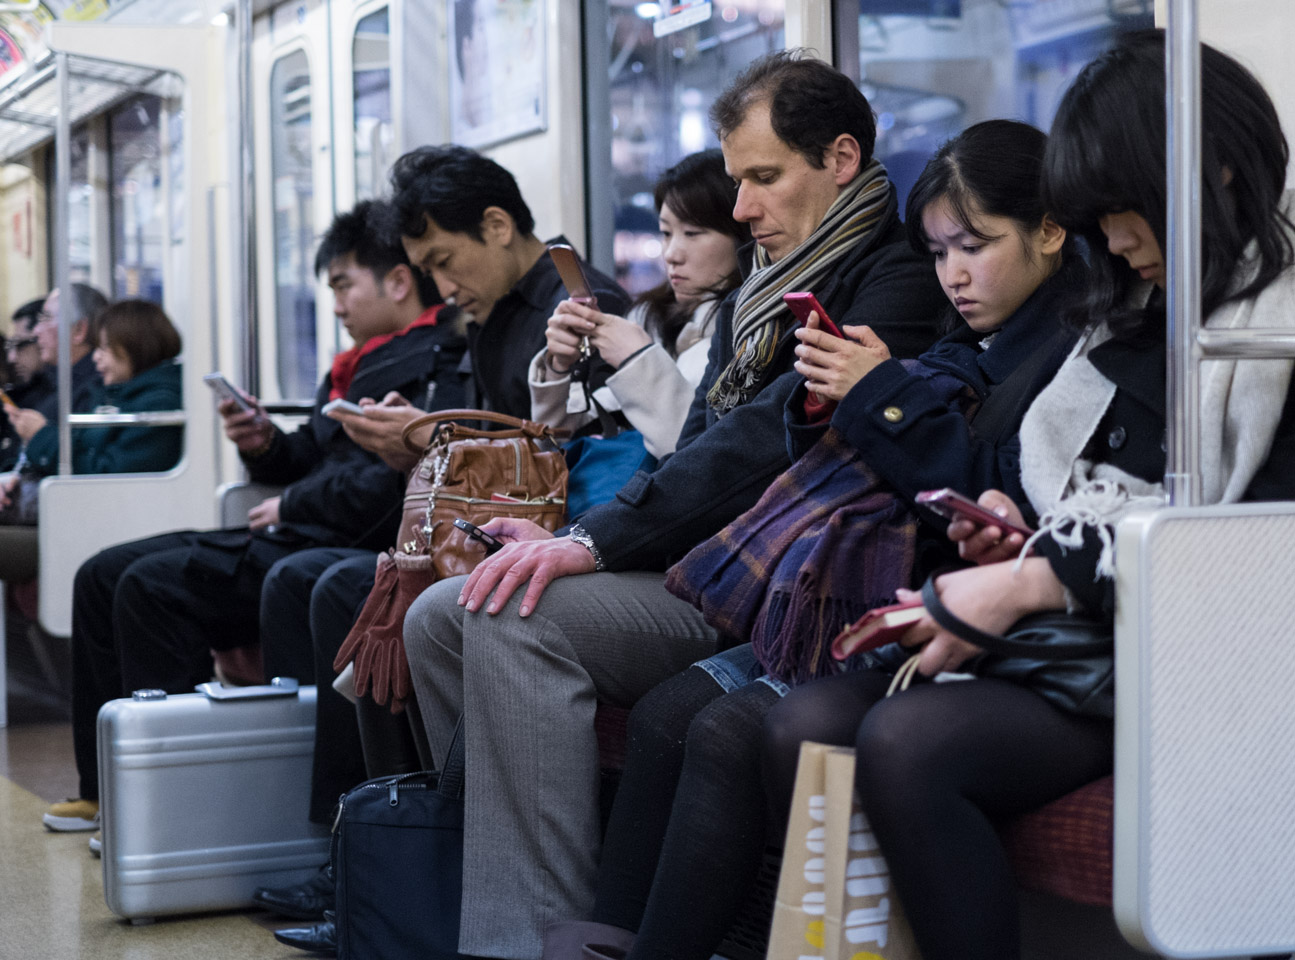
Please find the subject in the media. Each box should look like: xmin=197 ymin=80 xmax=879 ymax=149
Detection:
xmin=706 ymin=160 xmax=892 ymax=413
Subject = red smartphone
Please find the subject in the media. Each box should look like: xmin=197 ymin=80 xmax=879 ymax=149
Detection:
xmin=783 ymin=292 xmax=845 ymax=338
xmin=831 ymin=597 xmax=926 ymax=660
xmin=547 ymin=244 xmax=599 ymax=308
xmin=914 ymin=488 xmax=1034 ymax=539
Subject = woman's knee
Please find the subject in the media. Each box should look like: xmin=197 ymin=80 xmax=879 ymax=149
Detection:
xmin=626 ymin=666 xmax=721 ymax=756
xmin=685 ymin=684 xmax=777 ymax=774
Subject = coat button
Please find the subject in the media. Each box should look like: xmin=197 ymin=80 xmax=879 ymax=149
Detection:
xmin=1108 ymin=426 xmax=1127 ymax=450
xmin=883 ymin=406 xmax=904 ymax=423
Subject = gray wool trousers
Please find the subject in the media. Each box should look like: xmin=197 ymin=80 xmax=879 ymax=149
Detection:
xmin=404 ymin=571 xmax=720 ymax=960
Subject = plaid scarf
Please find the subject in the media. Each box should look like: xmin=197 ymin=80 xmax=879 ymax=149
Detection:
xmin=707 ymin=160 xmax=892 ymax=414
xmin=665 ymin=429 xmax=918 ymax=685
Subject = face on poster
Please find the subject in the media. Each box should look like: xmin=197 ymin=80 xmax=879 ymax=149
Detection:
xmin=450 ymin=0 xmax=547 ymax=148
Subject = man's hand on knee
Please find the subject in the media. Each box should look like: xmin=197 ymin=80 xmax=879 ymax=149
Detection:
xmin=458 ymin=536 xmax=596 ymax=618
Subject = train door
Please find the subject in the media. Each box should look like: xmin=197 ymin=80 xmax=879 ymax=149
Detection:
xmin=254 ymin=1 xmax=337 ymax=408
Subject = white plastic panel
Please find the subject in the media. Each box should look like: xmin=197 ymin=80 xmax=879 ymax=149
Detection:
xmin=1114 ymin=503 xmax=1295 ymax=957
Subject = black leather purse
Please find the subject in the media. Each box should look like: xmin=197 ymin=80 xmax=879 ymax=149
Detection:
xmin=920 ymin=576 xmax=1115 ymax=718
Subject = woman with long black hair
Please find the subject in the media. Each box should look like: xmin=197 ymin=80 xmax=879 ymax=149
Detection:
xmin=763 ymin=31 xmax=1295 ymax=960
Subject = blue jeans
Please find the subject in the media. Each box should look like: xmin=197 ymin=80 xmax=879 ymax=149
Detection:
xmin=694 ymin=642 xmax=790 ymax=698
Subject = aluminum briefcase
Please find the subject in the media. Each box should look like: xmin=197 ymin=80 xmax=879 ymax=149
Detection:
xmin=97 ymin=679 xmax=330 ymax=922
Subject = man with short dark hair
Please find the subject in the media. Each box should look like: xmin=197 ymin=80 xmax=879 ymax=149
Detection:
xmin=1 ymin=300 xmax=53 ymax=472
xmin=329 ymin=144 xmax=628 ymax=469
xmin=401 ymin=51 xmax=948 ymax=959
xmin=44 ymin=200 xmax=463 ymax=835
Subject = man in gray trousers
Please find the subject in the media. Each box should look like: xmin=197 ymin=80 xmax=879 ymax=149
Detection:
xmin=405 ymin=51 xmax=947 ymax=960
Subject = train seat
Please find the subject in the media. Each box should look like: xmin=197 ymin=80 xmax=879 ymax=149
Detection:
xmin=1001 ymin=775 xmax=1114 ymax=907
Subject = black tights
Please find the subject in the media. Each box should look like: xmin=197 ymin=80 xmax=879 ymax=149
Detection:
xmin=592 ymin=666 xmax=782 ymax=960
xmin=764 ymin=671 xmax=1113 ymax=960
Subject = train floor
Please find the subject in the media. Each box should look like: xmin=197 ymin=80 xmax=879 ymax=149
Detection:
xmin=0 ymin=613 xmax=305 ymax=960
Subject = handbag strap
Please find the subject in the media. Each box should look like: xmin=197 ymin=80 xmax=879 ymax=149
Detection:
xmin=401 ymin=408 xmax=562 ymax=453
xmin=919 ymin=575 xmax=1113 ymax=661
xmin=437 ymin=715 xmax=467 ymax=800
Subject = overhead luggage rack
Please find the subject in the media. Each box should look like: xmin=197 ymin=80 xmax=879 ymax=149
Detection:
xmin=0 ymin=52 xmax=175 ymax=163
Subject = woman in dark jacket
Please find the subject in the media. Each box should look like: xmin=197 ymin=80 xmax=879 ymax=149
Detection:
xmin=763 ymin=32 xmax=1295 ymax=960
xmin=70 ymin=299 xmax=184 ymax=475
xmin=549 ymin=120 xmax=1088 ymax=960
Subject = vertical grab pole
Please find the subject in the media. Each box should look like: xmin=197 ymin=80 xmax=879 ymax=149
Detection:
xmin=237 ymin=0 xmax=260 ymax=396
xmin=55 ymin=50 xmax=73 ymax=477
xmin=1165 ymin=0 xmax=1203 ymax=506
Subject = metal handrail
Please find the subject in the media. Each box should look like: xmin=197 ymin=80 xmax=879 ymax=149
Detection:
xmin=1196 ymin=330 xmax=1295 ymax=359
xmin=67 ymin=411 xmax=187 ymax=428
xmin=1165 ymin=1 xmax=1202 ymax=507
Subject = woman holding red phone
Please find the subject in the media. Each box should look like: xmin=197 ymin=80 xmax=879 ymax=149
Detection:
xmin=766 ymin=33 xmax=1295 ymax=960
xmin=529 ymin=150 xmax=749 ymax=458
xmin=562 ymin=119 xmax=1092 ymax=960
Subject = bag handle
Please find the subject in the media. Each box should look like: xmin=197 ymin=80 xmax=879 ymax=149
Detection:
xmin=919 ymin=575 xmax=1112 ymax=661
xmin=437 ymin=715 xmax=467 ymax=800
xmin=400 ymin=408 xmax=562 ymax=453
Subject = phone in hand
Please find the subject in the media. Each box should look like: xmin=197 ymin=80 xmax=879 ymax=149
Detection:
xmin=547 ymin=244 xmax=598 ymax=308
xmin=203 ymin=372 xmax=255 ymax=413
xmin=453 ymin=517 xmax=504 ymax=555
xmin=915 ymin=488 xmax=1034 ymax=539
xmin=0 ymin=386 xmax=16 ymax=409
xmin=783 ymin=292 xmax=845 ymax=338
xmin=831 ymin=597 xmax=926 ymax=660
xmin=322 ymin=398 xmax=366 ymax=417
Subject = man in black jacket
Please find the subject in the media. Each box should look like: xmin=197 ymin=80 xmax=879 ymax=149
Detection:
xmin=1 ymin=300 xmax=52 ymax=472
xmin=401 ymin=52 xmax=949 ymax=960
xmin=257 ymin=148 xmax=628 ymax=944
xmin=43 ymin=200 xmax=463 ymax=833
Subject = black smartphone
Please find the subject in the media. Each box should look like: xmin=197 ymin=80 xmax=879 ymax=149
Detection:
xmin=453 ymin=517 xmax=504 ymax=555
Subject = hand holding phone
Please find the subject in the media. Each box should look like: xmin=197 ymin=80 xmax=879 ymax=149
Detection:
xmin=783 ymin=292 xmax=845 ymax=338
xmin=915 ymin=488 xmax=1034 ymax=539
xmin=831 ymin=598 xmax=926 ymax=660
xmin=203 ymin=372 xmax=255 ymax=414
xmin=454 ymin=517 xmax=504 ymax=555
xmin=322 ymin=398 xmax=366 ymax=417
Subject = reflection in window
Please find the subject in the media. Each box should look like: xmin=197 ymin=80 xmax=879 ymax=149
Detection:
xmin=353 ymin=7 xmax=392 ymax=201
xmin=110 ymin=95 xmax=166 ymax=303
xmin=270 ymin=49 xmax=316 ymax=400
xmin=65 ymin=127 xmax=92 ymax=285
xmin=852 ymin=0 xmax=1152 ymax=214
xmin=604 ymin=0 xmax=785 ymax=295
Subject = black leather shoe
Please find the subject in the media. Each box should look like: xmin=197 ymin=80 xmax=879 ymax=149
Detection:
xmin=254 ymin=862 xmax=334 ymax=920
xmin=273 ymin=912 xmax=337 ymax=956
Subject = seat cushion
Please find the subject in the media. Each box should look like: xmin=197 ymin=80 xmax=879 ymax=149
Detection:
xmin=999 ymin=775 xmax=1114 ymax=907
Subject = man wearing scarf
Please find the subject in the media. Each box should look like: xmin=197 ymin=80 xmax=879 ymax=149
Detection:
xmin=48 ymin=200 xmax=463 ymax=837
xmin=400 ymin=50 xmax=949 ymax=960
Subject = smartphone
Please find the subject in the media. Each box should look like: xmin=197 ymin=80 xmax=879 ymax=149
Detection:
xmin=915 ymin=488 xmax=1034 ymax=539
xmin=203 ymin=372 xmax=255 ymax=413
xmin=547 ymin=244 xmax=598 ymax=308
xmin=0 ymin=386 xmax=16 ymax=409
xmin=322 ymin=398 xmax=366 ymax=417
xmin=783 ymin=292 xmax=845 ymax=338
xmin=453 ymin=517 xmax=504 ymax=555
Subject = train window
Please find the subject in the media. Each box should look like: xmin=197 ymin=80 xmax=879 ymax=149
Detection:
xmin=595 ymin=0 xmax=786 ymax=294
xmin=269 ymin=48 xmax=317 ymax=400
xmin=109 ymin=95 xmax=167 ymax=303
xmin=353 ymin=6 xmax=392 ymax=201
xmin=64 ymin=126 xmax=94 ymax=286
xmin=845 ymin=0 xmax=1153 ymax=214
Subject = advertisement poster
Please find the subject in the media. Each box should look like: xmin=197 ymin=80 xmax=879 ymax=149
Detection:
xmin=449 ymin=0 xmax=547 ymax=149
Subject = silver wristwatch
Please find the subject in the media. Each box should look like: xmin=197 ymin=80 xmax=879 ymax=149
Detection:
xmin=567 ymin=523 xmax=606 ymax=572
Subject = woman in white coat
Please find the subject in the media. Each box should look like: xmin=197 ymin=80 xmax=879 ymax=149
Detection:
xmin=530 ymin=150 xmax=750 ymax=457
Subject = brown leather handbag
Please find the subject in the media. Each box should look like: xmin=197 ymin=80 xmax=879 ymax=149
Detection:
xmin=335 ymin=409 xmax=568 ymax=707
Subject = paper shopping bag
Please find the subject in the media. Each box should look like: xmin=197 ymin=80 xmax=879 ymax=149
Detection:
xmin=821 ymin=748 xmax=921 ymax=960
xmin=768 ymin=742 xmax=921 ymax=960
